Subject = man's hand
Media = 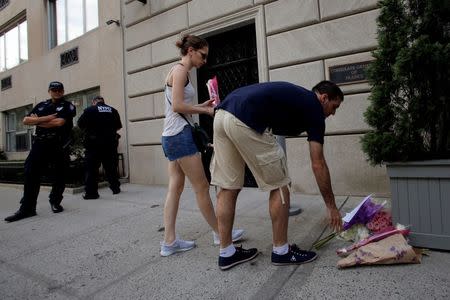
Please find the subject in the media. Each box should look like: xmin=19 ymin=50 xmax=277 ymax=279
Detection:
xmin=327 ymin=206 xmax=343 ymax=232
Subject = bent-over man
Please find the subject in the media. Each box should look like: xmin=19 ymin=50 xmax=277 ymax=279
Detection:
xmin=211 ymin=81 xmax=344 ymax=270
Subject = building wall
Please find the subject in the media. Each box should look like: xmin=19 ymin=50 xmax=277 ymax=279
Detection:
xmin=0 ymin=1 xmax=126 ymax=167
xmin=122 ymin=0 xmax=389 ymax=196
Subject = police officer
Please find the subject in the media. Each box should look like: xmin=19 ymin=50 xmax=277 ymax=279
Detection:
xmin=77 ymin=96 xmax=122 ymax=199
xmin=5 ymin=81 xmax=76 ymax=222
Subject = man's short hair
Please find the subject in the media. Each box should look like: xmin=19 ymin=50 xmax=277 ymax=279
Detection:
xmin=92 ymin=96 xmax=104 ymax=102
xmin=48 ymin=81 xmax=64 ymax=90
xmin=312 ymin=81 xmax=344 ymax=102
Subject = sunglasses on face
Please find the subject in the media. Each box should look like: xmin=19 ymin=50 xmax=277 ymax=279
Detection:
xmin=197 ymin=50 xmax=208 ymax=60
xmin=50 ymin=89 xmax=64 ymax=93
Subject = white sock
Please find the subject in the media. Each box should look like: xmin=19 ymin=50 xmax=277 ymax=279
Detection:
xmin=219 ymin=244 xmax=236 ymax=257
xmin=273 ymin=243 xmax=289 ymax=255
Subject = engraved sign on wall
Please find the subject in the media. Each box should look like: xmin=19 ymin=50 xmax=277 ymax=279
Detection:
xmin=1 ymin=76 xmax=12 ymax=91
xmin=60 ymin=47 xmax=79 ymax=69
xmin=0 ymin=0 xmax=9 ymax=11
xmin=329 ymin=61 xmax=372 ymax=85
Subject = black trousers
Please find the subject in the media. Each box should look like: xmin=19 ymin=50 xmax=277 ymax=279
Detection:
xmin=20 ymin=139 xmax=69 ymax=212
xmin=84 ymin=144 xmax=120 ymax=196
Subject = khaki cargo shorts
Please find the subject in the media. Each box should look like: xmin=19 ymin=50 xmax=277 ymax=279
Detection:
xmin=210 ymin=110 xmax=290 ymax=191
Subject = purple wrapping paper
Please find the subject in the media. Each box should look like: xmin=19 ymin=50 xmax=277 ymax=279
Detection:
xmin=343 ymin=196 xmax=384 ymax=230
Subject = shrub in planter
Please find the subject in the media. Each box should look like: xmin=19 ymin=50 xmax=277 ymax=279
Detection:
xmin=361 ymin=0 xmax=450 ymax=163
xmin=361 ymin=0 xmax=450 ymax=250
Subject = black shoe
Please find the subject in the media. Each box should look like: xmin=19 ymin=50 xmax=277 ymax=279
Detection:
xmin=271 ymin=244 xmax=317 ymax=266
xmin=111 ymin=187 xmax=121 ymax=195
xmin=218 ymin=245 xmax=259 ymax=270
xmin=83 ymin=193 xmax=99 ymax=200
xmin=4 ymin=210 xmax=37 ymax=223
xmin=50 ymin=203 xmax=64 ymax=213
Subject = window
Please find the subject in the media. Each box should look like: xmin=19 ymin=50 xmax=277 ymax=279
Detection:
xmin=64 ymin=87 xmax=100 ymax=124
xmin=3 ymin=88 xmax=99 ymax=152
xmin=0 ymin=18 xmax=28 ymax=72
xmin=4 ymin=105 xmax=33 ymax=152
xmin=48 ymin=0 xmax=98 ymax=48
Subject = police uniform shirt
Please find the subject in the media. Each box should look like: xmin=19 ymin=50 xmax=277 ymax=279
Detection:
xmin=77 ymin=103 xmax=122 ymax=143
xmin=28 ymin=98 xmax=76 ymax=138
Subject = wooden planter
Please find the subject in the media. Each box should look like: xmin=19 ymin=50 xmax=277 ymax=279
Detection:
xmin=387 ymin=160 xmax=450 ymax=250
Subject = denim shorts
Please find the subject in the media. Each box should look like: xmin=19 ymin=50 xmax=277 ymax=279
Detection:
xmin=162 ymin=125 xmax=199 ymax=161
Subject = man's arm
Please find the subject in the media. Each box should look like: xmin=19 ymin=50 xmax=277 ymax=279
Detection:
xmin=309 ymin=141 xmax=342 ymax=231
xmin=36 ymin=118 xmax=66 ymax=128
xmin=23 ymin=113 xmax=57 ymax=126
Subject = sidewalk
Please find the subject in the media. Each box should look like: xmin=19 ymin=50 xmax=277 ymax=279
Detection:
xmin=0 ymin=184 xmax=449 ymax=299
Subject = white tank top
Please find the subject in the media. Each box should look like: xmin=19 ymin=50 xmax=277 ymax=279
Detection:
xmin=162 ymin=81 xmax=196 ymax=136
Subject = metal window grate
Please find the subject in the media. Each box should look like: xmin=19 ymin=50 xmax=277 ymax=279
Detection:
xmin=1 ymin=76 xmax=12 ymax=90
xmin=60 ymin=47 xmax=79 ymax=68
xmin=0 ymin=0 xmax=9 ymax=11
xmin=197 ymin=24 xmax=259 ymax=187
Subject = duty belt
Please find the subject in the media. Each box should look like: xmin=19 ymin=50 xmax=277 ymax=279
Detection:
xmin=34 ymin=133 xmax=59 ymax=141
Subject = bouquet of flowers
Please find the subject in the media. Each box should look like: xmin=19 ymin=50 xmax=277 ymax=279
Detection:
xmin=336 ymin=225 xmax=410 ymax=257
xmin=313 ymin=195 xmax=387 ymax=250
xmin=342 ymin=194 xmax=385 ymax=230
xmin=366 ymin=209 xmax=393 ymax=233
xmin=337 ymin=233 xmax=421 ymax=268
xmin=206 ymin=76 xmax=220 ymax=107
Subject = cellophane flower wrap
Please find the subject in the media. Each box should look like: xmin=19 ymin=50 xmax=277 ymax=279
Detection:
xmin=342 ymin=195 xmax=385 ymax=230
xmin=206 ymin=76 xmax=220 ymax=107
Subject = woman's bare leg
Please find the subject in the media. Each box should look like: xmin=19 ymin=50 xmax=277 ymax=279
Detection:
xmin=163 ymin=160 xmax=185 ymax=244
xmin=178 ymin=154 xmax=218 ymax=232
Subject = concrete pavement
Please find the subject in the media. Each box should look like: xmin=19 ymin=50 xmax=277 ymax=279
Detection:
xmin=0 ymin=184 xmax=449 ymax=299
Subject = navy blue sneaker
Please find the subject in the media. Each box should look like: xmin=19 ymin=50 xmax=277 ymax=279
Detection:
xmin=271 ymin=244 xmax=317 ymax=266
xmin=218 ymin=246 xmax=259 ymax=270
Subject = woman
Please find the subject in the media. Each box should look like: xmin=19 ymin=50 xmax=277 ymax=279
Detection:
xmin=160 ymin=35 xmax=244 ymax=256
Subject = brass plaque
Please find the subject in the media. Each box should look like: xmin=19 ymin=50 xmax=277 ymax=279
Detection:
xmin=329 ymin=61 xmax=372 ymax=85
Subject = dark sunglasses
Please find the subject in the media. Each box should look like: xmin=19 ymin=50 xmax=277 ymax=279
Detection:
xmin=50 ymin=89 xmax=64 ymax=93
xmin=198 ymin=51 xmax=208 ymax=60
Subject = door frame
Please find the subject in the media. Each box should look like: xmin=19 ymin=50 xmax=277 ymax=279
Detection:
xmin=181 ymin=5 xmax=269 ymax=117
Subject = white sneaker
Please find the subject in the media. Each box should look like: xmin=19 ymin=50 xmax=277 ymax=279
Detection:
xmin=213 ymin=229 xmax=245 ymax=245
xmin=160 ymin=238 xmax=196 ymax=257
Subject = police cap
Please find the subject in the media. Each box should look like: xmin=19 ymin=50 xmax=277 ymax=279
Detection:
xmin=48 ymin=81 xmax=64 ymax=90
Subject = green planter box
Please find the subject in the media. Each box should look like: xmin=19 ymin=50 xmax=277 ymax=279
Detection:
xmin=387 ymin=160 xmax=450 ymax=250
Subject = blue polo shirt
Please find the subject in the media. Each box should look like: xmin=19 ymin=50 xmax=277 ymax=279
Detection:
xmin=217 ymin=81 xmax=325 ymax=144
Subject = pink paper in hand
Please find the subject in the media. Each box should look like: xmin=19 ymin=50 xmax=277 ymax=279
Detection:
xmin=206 ymin=76 xmax=220 ymax=107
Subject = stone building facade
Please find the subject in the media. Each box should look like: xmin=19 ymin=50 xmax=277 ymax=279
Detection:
xmin=0 ymin=0 xmax=127 ymax=173
xmin=0 ymin=0 xmax=389 ymax=196
xmin=123 ymin=0 xmax=389 ymax=196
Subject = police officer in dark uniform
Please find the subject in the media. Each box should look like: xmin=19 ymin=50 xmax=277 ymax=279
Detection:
xmin=77 ymin=96 xmax=122 ymax=199
xmin=5 ymin=81 xmax=76 ymax=222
